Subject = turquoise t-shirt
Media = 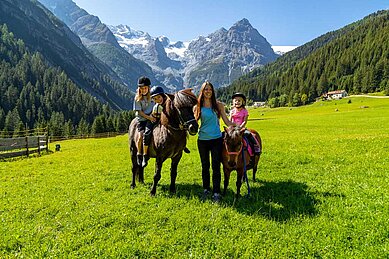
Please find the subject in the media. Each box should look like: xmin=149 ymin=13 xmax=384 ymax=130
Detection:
xmin=198 ymin=107 xmax=222 ymax=140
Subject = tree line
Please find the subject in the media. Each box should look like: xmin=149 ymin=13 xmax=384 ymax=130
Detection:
xmin=217 ymin=10 xmax=389 ymax=107
xmin=0 ymin=24 xmax=134 ymax=138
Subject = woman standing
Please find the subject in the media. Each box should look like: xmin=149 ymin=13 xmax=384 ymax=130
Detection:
xmin=194 ymin=81 xmax=233 ymax=202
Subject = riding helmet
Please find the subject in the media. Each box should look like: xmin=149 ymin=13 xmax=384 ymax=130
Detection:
xmin=150 ymin=86 xmax=165 ymax=98
xmin=232 ymin=92 xmax=246 ymax=103
xmin=138 ymin=76 xmax=151 ymax=87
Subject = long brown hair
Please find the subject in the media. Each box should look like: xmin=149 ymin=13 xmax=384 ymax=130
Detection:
xmin=195 ymin=81 xmax=220 ymax=120
xmin=135 ymin=86 xmax=151 ymax=102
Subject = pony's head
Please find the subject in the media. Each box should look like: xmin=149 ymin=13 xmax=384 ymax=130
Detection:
xmin=161 ymin=89 xmax=199 ymax=135
xmin=223 ymin=125 xmax=245 ymax=168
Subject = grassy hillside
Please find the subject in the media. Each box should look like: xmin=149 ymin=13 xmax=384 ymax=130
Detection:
xmin=1 ymin=97 xmax=388 ymax=257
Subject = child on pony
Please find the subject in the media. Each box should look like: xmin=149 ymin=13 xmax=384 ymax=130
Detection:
xmin=229 ymin=92 xmax=261 ymax=155
xmin=133 ymin=76 xmax=155 ymax=167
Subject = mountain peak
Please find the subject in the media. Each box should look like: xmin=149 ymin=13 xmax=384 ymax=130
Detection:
xmin=234 ymin=18 xmax=252 ymax=27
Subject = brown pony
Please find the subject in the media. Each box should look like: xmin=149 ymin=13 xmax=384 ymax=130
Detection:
xmin=222 ymin=125 xmax=262 ymax=197
xmin=128 ymin=89 xmax=198 ymax=195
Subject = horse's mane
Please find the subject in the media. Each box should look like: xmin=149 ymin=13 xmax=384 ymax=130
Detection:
xmin=174 ymin=88 xmax=197 ymax=109
xmin=226 ymin=126 xmax=243 ymax=144
xmin=160 ymin=89 xmax=197 ymax=126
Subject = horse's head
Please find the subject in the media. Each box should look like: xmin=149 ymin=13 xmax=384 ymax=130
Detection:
xmin=223 ymin=125 xmax=245 ymax=168
xmin=162 ymin=89 xmax=199 ymax=135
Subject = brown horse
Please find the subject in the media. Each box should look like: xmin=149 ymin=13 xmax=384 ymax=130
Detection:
xmin=128 ymin=89 xmax=198 ymax=195
xmin=222 ymin=125 xmax=262 ymax=197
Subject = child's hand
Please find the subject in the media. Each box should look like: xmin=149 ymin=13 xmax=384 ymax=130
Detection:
xmin=149 ymin=115 xmax=156 ymax=122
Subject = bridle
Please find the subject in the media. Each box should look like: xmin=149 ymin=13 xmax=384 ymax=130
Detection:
xmin=176 ymin=108 xmax=197 ymax=131
xmin=164 ymin=105 xmax=196 ymax=132
xmin=224 ymin=137 xmax=243 ymax=156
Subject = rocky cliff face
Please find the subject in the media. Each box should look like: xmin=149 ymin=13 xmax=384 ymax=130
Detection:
xmin=183 ymin=19 xmax=279 ymax=89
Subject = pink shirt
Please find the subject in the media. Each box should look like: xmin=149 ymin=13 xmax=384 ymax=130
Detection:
xmin=230 ymin=108 xmax=248 ymax=126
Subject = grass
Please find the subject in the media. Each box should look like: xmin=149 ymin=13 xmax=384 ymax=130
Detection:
xmin=1 ymin=97 xmax=388 ymax=258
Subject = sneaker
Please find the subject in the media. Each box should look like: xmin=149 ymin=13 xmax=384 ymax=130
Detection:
xmin=212 ymin=193 xmax=221 ymax=203
xmin=201 ymin=189 xmax=211 ymax=200
xmin=254 ymin=145 xmax=261 ymax=155
xmin=137 ymin=154 xmax=143 ymax=166
xmin=142 ymin=155 xmax=149 ymax=168
xmin=183 ymin=147 xmax=190 ymax=153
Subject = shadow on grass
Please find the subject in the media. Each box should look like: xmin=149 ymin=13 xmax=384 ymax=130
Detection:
xmin=159 ymin=179 xmax=340 ymax=222
xmin=226 ymin=180 xmax=318 ymax=221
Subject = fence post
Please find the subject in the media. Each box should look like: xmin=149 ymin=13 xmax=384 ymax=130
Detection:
xmin=38 ymin=135 xmax=41 ymax=156
xmin=25 ymin=135 xmax=29 ymax=157
xmin=45 ymin=127 xmax=49 ymax=152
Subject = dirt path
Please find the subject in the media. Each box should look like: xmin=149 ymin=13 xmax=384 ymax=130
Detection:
xmin=350 ymin=95 xmax=389 ymax=99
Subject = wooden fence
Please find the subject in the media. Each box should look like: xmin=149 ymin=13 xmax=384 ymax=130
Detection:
xmin=49 ymin=132 xmax=122 ymax=142
xmin=0 ymin=129 xmax=48 ymax=159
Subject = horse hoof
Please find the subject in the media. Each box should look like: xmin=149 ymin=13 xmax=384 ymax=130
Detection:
xmin=130 ymin=184 xmax=136 ymax=189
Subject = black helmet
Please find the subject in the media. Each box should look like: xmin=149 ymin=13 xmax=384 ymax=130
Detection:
xmin=138 ymin=76 xmax=151 ymax=87
xmin=150 ymin=86 xmax=165 ymax=97
xmin=232 ymin=92 xmax=246 ymax=103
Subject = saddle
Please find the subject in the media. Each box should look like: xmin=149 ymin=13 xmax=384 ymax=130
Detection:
xmin=242 ymin=133 xmax=260 ymax=157
xmin=242 ymin=134 xmax=260 ymax=169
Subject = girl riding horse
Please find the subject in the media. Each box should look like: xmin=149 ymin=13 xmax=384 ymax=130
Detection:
xmin=222 ymin=125 xmax=262 ymax=197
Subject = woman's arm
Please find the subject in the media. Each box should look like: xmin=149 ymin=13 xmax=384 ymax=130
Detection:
xmin=218 ymin=101 xmax=234 ymax=126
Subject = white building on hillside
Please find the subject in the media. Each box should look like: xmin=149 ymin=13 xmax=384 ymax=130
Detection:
xmin=324 ymin=90 xmax=348 ymax=100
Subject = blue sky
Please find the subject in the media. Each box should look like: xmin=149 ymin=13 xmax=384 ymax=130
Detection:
xmin=72 ymin=0 xmax=388 ymax=46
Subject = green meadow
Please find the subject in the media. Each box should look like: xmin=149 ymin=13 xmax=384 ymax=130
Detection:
xmin=1 ymin=97 xmax=388 ymax=258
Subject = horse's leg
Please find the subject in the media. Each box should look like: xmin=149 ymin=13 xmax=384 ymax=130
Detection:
xmin=170 ymin=152 xmax=183 ymax=194
xmin=252 ymin=154 xmax=261 ymax=182
xmin=150 ymin=157 xmax=163 ymax=196
xmin=139 ymin=165 xmax=145 ymax=184
xmin=223 ymin=167 xmax=231 ymax=196
xmin=131 ymin=153 xmax=138 ymax=189
xmin=236 ymin=169 xmax=243 ymax=198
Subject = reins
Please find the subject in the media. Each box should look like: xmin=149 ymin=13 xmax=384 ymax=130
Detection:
xmin=242 ymin=136 xmax=251 ymax=196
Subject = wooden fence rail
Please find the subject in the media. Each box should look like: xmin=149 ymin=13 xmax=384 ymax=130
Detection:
xmin=0 ymin=135 xmax=48 ymax=159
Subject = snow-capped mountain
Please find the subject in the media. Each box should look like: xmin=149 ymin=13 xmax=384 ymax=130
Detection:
xmin=109 ymin=18 xmax=279 ymax=90
xmin=271 ymin=46 xmax=298 ymax=55
xmin=109 ymin=25 xmax=184 ymax=90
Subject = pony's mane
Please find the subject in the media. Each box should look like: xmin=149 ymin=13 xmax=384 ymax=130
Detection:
xmin=160 ymin=94 xmax=174 ymax=126
xmin=160 ymin=89 xmax=197 ymax=127
xmin=174 ymin=89 xmax=197 ymax=109
xmin=226 ymin=126 xmax=243 ymax=144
